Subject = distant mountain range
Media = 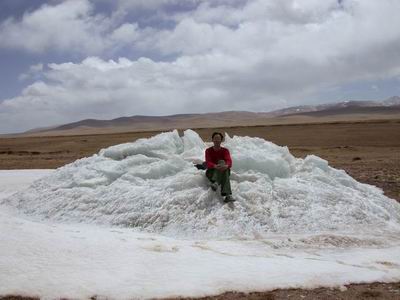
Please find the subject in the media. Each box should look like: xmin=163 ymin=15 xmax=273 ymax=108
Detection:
xmin=267 ymin=96 xmax=400 ymax=116
xmin=18 ymin=96 xmax=400 ymax=136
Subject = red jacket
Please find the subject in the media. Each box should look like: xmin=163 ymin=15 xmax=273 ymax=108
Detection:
xmin=205 ymin=146 xmax=232 ymax=169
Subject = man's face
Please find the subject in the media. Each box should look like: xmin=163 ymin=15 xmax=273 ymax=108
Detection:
xmin=212 ymin=134 xmax=222 ymax=147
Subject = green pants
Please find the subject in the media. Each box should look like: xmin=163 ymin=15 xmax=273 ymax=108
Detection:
xmin=206 ymin=168 xmax=232 ymax=196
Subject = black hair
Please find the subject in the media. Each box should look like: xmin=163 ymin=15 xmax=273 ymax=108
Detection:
xmin=211 ymin=132 xmax=224 ymax=140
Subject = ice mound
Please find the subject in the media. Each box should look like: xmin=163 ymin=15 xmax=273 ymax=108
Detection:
xmin=3 ymin=130 xmax=400 ymax=239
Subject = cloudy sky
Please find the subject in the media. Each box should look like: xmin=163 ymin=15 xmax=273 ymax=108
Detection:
xmin=1 ymin=0 xmax=400 ymax=133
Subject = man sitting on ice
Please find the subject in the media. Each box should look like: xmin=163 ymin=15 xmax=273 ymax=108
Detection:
xmin=204 ymin=132 xmax=235 ymax=203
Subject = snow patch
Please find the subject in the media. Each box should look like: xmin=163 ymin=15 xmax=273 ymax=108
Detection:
xmin=2 ymin=130 xmax=400 ymax=240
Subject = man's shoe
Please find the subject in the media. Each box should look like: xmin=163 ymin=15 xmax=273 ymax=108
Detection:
xmin=224 ymin=195 xmax=235 ymax=203
xmin=194 ymin=162 xmax=207 ymax=170
xmin=210 ymin=182 xmax=218 ymax=191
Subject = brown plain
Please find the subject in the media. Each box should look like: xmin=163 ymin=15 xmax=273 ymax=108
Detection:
xmin=1 ymin=118 xmax=400 ymax=300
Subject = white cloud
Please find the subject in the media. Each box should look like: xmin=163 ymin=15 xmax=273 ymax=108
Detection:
xmin=0 ymin=0 xmax=143 ymax=55
xmin=0 ymin=54 xmax=277 ymax=133
xmin=0 ymin=0 xmax=109 ymax=54
xmin=114 ymin=0 xmax=198 ymax=10
xmin=1 ymin=0 xmax=400 ymax=133
xmin=371 ymin=85 xmax=379 ymax=91
xmin=30 ymin=63 xmax=44 ymax=72
xmin=18 ymin=63 xmax=44 ymax=81
xmin=111 ymin=23 xmax=139 ymax=44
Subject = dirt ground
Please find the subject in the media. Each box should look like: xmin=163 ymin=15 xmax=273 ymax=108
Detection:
xmin=1 ymin=282 xmax=400 ymax=300
xmin=1 ymin=119 xmax=400 ymax=299
xmin=164 ymin=282 xmax=400 ymax=300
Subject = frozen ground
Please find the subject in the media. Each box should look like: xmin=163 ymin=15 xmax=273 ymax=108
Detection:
xmin=1 ymin=130 xmax=400 ymax=299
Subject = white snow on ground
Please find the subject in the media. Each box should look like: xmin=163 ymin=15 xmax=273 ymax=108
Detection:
xmin=1 ymin=130 xmax=400 ymax=299
xmin=2 ymin=130 xmax=400 ymax=240
xmin=0 ymin=169 xmax=53 ymax=199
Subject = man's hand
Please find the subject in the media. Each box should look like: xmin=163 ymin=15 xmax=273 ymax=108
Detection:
xmin=216 ymin=165 xmax=228 ymax=171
